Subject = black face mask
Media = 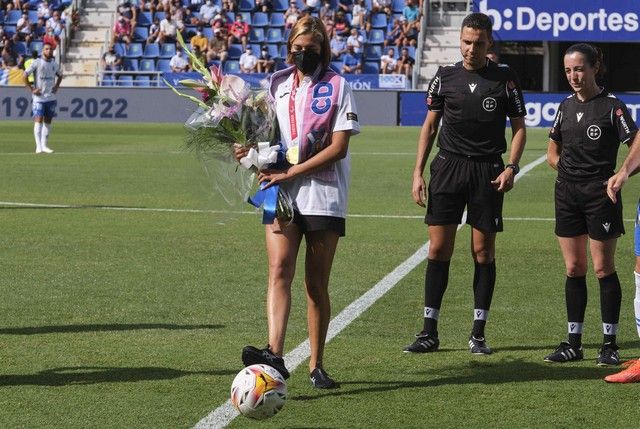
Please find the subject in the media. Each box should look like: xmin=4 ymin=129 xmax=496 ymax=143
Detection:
xmin=293 ymin=50 xmax=321 ymax=75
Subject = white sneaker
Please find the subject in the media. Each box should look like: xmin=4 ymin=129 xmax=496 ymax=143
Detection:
xmin=41 ymin=146 xmax=54 ymax=154
xmin=35 ymin=148 xmax=43 ymax=154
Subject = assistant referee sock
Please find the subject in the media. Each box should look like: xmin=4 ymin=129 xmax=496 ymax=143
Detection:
xmin=599 ymin=272 xmax=622 ymax=345
xmin=423 ymin=259 xmax=450 ymax=337
xmin=566 ymin=275 xmax=587 ymax=348
xmin=472 ymin=260 xmax=496 ymax=338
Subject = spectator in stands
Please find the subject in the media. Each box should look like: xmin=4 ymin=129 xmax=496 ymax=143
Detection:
xmin=341 ymin=45 xmax=361 ymax=74
xmin=222 ymin=0 xmax=237 ymax=13
xmin=199 ymin=0 xmax=221 ymax=25
xmin=402 ymin=0 xmax=420 ymax=25
xmin=319 ymin=0 xmax=334 ymax=21
xmin=23 ymin=50 xmax=38 ymax=82
xmin=2 ymin=38 xmax=22 ymax=68
xmin=256 ymin=45 xmax=274 ymax=73
xmin=380 ymin=47 xmax=396 ymax=74
xmin=46 ymin=10 xmax=64 ymax=37
xmin=211 ymin=13 xmax=227 ymax=31
xmin=333 ymin=10 xmax=349 ymax=35
xmin=184 ymin=8 xmax=200 ymax=25
xmin=253 ymin=0 xmax=272 ymax=13
xmin=34 ymin=17 xmax=48 ymax=40
xmin=42 ymin=25 xmax=58 ymax=50
xmin=238 ymin=45 xmax=257 ymax=73
xmin=101 ymin=43 xmax=123 ymax=73
xmin=169 ymin=46 xmax=189 ymax=71
xmin=37 ymin=0 xmax=52 ymax=20
xmin=190 ymin=45 xmax=206 ymax=68
xmin=112 ymin=15 xmax=133 ymax=45
xmin=337 ymin=0 xmax=352 ymax=13
xmin=284 ymin=1 xmax=300 ymax=30
xmin=372 ymin=0 xmax=392 ymax=17
xmin=140 ymin=0 xmax=160 ymax=14
xmin=350 ymin=0 xmax=369 ymax=31
xmin=147 ymin=17 xmax=161 ymax=43
xmin=1 ymin=0 xmax=12 ymax=12
xmin=304 ymin=0 xmax=320 ymax=13
xmin=228 ymin=13 xmax=249 ymax=49
xmin=190 ymin=26 xmax=208 ymax=52
xmin=159 ymin=12 xmax=178 ymax=43
xmin=385 ymin=18 xmax=403 ymax=48
xmin=322 ymin=13 xmax=334 ymax=38
xmin=16 ymin=12 xmax=34 ymax=44
xmin=118 ymin=0 xmax=138 ymax=32
xmin=329 ymin=32 xmax=346 ymax=60
xmin=206 ymin=28 xmax=228 ymax=64
xmin=400 ymin=16 xmax=418 ymax=47
xmin=346 ymin=27 xmax=363 ymax=55
xmin=396 ymin=46 xmax=413 ymax=77
xmin=187 ymin=0 xmax=204 ymax=11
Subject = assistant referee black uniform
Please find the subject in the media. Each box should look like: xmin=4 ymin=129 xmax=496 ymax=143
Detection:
xmin=426 ymin=59 xmax=526 ymax=232
xmin=550 ymin=89 xmax=638 ymax=239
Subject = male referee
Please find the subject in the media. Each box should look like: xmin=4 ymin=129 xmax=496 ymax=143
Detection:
xmin=404 ymin=12 xmax=527 ymax=355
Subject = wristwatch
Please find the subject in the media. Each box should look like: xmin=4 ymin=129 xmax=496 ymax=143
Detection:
xmin=505 ymin=163 xmax=520 ymax=175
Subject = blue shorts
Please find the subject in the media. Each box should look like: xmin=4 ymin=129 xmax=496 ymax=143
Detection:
xmin=32 ymin=100 xmax=57 ymax=119
xmin=635 ymin=200 xmax=640 ymax=256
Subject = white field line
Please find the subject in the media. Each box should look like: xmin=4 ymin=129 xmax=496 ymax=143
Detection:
xmin=192 ymin=154 xmax=549 ymax=429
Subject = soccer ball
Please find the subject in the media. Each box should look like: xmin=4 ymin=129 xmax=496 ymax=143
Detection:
xmin=230 ymin=364 xmax=287 ymax=420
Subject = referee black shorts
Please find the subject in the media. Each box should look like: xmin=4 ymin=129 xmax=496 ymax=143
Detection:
xmin=554 ymin=178 xmax=624 ymax=240
xmin=425 ymin=150 xmax=505 ymax=233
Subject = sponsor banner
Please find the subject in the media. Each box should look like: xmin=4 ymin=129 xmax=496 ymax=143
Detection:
xmin=400 ymin=91 xmax=640 ymax=128
xmin=379 ymin=74 xmax=408 ymax=89
xmin=473 ymin=0 xmax=640 ymax=41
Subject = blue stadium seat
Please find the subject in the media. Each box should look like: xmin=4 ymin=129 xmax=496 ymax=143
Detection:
xmin=223 ymin=60 xmax=240 ymax=74
xmin=266 ymin=43 xmax=279 ymax=59
xmin=157 ymin=59 xmax=172 ymax=72
xmin=142 ymin=43 xmax=160 ymax=59
xmin=266 ymin=28 xmax=283 ymax=43
xmin=5 ymin=10 xmax=21 ymax=25
xmin=138 ymin=11 xmax=153 ymax=26
xmin=154 ymin=11 xmax=166 ymax=21
xmin=272 ymin=0 xmax=288 ymax=11
xmin=28 ymin=10 xmax=38 ymax=23
xmin=238 ymin=0 xmax=255 ymax=11
xmin=135 ymin=75 xmax=151 ymax=86
xmin=29 ymin=41 xmax=43 ymax=54
xmin=114 ymin=43 xmax=127 ymax=56
xmin=391 ymin=0 xmax=404 ymax=13
xmin=159 ymin=43 xmax=176 ymax=58
xmin=275 ymin=58 xmax=288 ymax=71
xmin=364 ymin=44 xmax=381 ymax=61
xmin=330 ymin=61 xmax=342 ymax=73
xmin=367 ymin=29 xmax=385 ymax=45
xmin=279 ymin=44 xmax=288 ymax=59
xmin=202 ymin=27 xmax=213 ymax=39
xmin=14 ymin=41 xmax=28 ymax=56
xmin=125 ymin=43 xmax=144 ymax=58
xmin=3 ymin=25 xmax=16 ymax=37
xmin=269 ymin=12 xmax=285 ymax=28
xmin=139 ymin=58 xmax=156 ymax=72
xmin=206 ymin=59 xmax=221 ymax=68
xmin=123 ymin=58 xmax=139 ymax=71
xmin=364 ymin=61 xmax=379 ymax=74
xmin=133 ymin=26 xmax=149 ymax=42
xmin=370 ymin=13 xmax=387 ymax=29
xmin=0 ymin=10 xmax=4 ymax=25
xmin=227 ymin=44 xmax=243 ymax=59
xmin=249 ymin=28 xmax=265 ymax=43
xmin=101 ymin=74 xmax=115 ymax=86
xmin=251 ymin=12 xmax=269 ymax=27
xmin=249 ymin=43 xmax=261 ymax=54
xmin=118 ymin=75 xmax=135 ymax=86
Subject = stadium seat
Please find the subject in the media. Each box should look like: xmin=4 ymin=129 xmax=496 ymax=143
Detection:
xmin=28 ymin=10 xmax=38 ymax=23
xmin=266 ymin=43 xmax=279 ymax=59
xmin=138 ymin=11 xmax=153 ymax=26
xmin=3 ymin=25 xmax=16 ymax=37
xmin=363 ymin=61 xmax=379 ymax=74
xmin=135 ymin=75 xmax=151 ymax=86
xmin=272 ymin=0 xmax=288 ymax=11
xmin=142 ymin=43 xmax=160 ymax=59
xmin=202 ymin=27 xmax=213 ymax=39
xmin=330 ymin=61 xmax=342 ymax=73
xmin=249 ymin=28 xmax=265 ymax=43
xmin=159 ymin=43 xmax=176 ymax=58
xmin=133 ymin=26 xmax=149 ymax=42
xmin=266 ymin=28 xmax=282 ymax=43
xmin=125 ymin=43 xmax=144 ymax=59
xmin=114 ymin=43 xmax=127 ymax=56
xmin=118 ymin=75 xmax=135 ymax=86
xmin=227 ymin=44 xmax=243 ymax=59
xmin=251 ymin=12 xmax=269 ymax=27
xmin=370 ymin=13 xmax=387 ymax=29
xmin=223 ymin=60 xmax=240 ymax=74
xmin=0 ymin=11 xmax=5 ymax=25
xmin=4 ymin=10 xmax=21 ymax=25
xmin=275 ymin=58 xmax=288 ymax=71
xmin=139 ymin=58 xmax=156 ymax=72
xmin=156 ymin=59 xmax=172 ymax=72
xmin=14 ymin=41 xmax=28 ymax=56
xmin=279 ymin=44 xmax=288 ymax=59
xmin=238 ymin=0 xmax=255 ymax=11
xmin=101 ymin=74 xmax=115 ymax=86
xmin=364 ymin=44 xmax=382 ymax=61
xmin=29 ymin=40 xmax=43 ymax=54
xmin=367 ymin=29 xmax=385 ymax=45
xmin=154 ymin=11 xmax=166 ymax=21
xmin=123 ymin=58 xmax=139 ymax=71
xmin=391 ymin=0 xmax=404 ymax=12
xmin=269 ymin=12 xmax=285 ymax=28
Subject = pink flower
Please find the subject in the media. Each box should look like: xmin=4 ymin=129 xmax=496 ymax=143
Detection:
xmin=209 ymin=65 xmax=223 ymax=87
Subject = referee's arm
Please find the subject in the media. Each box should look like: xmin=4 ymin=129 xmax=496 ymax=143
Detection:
xmin=492 ymin=116 xmax=526 ymax=192
xmin=413 ymin=110 xmax=442 ymax=207
xmin=607 ymin=131 xmax=640 ymax=202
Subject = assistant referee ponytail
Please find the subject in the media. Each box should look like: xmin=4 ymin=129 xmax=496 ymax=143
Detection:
xmin=565 ymin=43 xmax=606 ymax=78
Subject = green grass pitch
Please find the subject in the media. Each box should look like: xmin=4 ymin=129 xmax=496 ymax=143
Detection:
xmin=0 ymin=121 xmax=639 ymax=428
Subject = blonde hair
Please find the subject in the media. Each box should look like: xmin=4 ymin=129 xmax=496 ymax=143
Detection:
xmin=286 ymin=16 xmax=331 ymax=70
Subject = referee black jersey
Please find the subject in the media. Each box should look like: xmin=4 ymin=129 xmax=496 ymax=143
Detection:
xmin=426 ymin=59 xmax=526 ymax=157
xmin=549 ymin=89 xmax=638 ymax=182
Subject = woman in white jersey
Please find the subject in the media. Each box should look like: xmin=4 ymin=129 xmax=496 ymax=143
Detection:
xmin=236 ymin=15 xmax=360 ymax=388
xmin=23 ymin=42 xmax=63 ymax=154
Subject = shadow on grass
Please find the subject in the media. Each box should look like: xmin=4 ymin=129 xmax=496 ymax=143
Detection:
xmin=291 ymin=358 xmax=616 ymax=401
xmin=0 ymin=323 xmax=223 ymax=335
xmin=0 ymin=366 xmax=236 ymax=387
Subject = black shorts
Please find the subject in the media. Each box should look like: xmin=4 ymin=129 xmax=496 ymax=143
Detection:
xmin=292 ymin=211 xmax=346 ymax=237
xmin=426 ymin=150 xmax=505 ymax=233
xmin=554 ymin=178 xmax=624 ymax=240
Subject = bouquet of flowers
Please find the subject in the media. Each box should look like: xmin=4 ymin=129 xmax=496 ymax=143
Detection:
xmin=165 ymin=33 xmax=292 ymax=222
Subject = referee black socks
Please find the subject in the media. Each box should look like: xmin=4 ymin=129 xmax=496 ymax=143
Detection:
xmin=566 ymin=275 xmax=587 ymax=348
xmin=423 ymin=259 xmax=450 ymax=336
xmin=472 ymin=261 xmax=496 ymax=338
xmin=599 ymin=272 xmax=621 ymax=345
